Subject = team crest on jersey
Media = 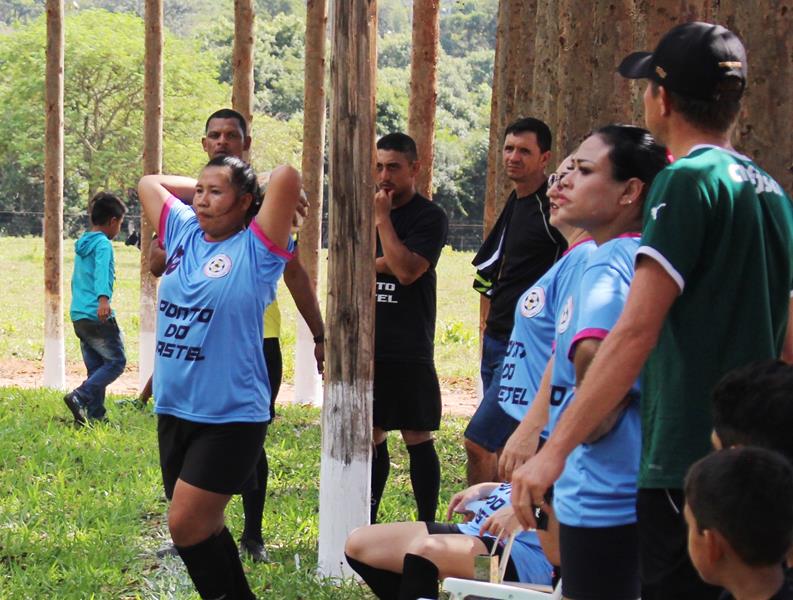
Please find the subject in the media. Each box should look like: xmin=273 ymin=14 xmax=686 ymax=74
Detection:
xmin=520 ymin=287 xmax=545 ymax=318
xmin=558 ymin=296 xmax=573 ymax=333
xmin=203 ymin=254 xmax=233 ymax=278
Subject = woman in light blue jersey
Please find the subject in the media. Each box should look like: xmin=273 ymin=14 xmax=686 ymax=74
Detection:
xmin=137 ymin=157 xmax=301 ymax=600
xmin=538 ymin=124 xmax=668 ymax=600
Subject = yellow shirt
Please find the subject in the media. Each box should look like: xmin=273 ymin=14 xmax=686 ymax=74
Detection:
xmin=263 ymin=296 xmax=281 ymax=339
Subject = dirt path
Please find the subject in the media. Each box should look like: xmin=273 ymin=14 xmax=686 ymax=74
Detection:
xmin=0 ymin=358 xmax=479 ymax=417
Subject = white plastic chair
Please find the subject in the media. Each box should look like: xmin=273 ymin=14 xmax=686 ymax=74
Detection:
xmin=442 ymin=577 xmax=561 ymax=600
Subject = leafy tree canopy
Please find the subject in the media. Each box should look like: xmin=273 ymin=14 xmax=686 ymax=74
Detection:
xmin=0 ymin=9 xmax=227 ymax=234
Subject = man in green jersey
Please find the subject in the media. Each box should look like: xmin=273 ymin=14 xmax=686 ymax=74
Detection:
xmin=509 ymin=21 xmax=793 ymax=600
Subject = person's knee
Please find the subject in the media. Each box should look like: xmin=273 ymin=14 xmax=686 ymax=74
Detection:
xmin=344 ymin=526 xmax=368 ymax=560
xmin=464 ymin=437 xmax=491 ymax=461
xmin=168 ymin=498 xmax=224 ymax=546
xmin=402 ymin=430 xmax=432 ymax=446
xmin=405 ymin=535 xmax=442 ymax=562
xmin=373 ymin=427 xmax=388 ymax=445
xmin=168 ymin=503 xmax=198 ymax=545
xmin=109 ymin=355 xmax=126 ymax=377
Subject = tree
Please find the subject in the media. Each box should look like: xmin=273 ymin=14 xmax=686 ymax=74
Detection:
xmin=0 ymin=9 xmax=227 ymax=234
xmin=199 ymin=12 xmax=306 ymax=118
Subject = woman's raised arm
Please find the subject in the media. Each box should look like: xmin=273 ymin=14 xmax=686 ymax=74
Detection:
xmin=137 ymin=174 xmax=198 ymax=229
xmin=254 ymin=165 xmax=302 ymax=251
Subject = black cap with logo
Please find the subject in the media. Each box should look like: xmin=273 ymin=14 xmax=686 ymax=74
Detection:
xmin=618 ymin=21 xmax=747 ymax=101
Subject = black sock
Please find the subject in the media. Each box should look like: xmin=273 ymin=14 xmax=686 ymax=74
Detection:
xmin=370 ymin=440 xmax=390 ymax=524
xmin=398 ymin=553 xmax=439 ymax=600
xmin=217 ymin=526 xmax=256 ymax=600
xmin=407 ymin=439 xmax=440 ymax=522
xmin=175 ymin=532 xmax=234 ymax=599
xmin=241 ymin=450 xmax=267 ymax=544
xmin=345 ymin=553 xmax=401 ymax=600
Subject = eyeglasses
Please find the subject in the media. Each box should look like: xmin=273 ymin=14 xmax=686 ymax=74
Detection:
xmin=548 ymin=170 xmax=570 ymax=189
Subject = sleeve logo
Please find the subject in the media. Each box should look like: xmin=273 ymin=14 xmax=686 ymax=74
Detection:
xmin=557 ymin=295 xmax=573 ymax=333
xmin=520 ymin=286 xmax=546 ymax=318
xmin=203 ymin=254 xmax=233 ymax=278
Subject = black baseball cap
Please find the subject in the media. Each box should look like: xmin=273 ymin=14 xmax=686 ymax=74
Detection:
xmin=618 ymin=21 xmax=747 ymax=101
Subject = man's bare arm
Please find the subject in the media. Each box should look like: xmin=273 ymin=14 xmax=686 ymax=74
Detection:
xmin=283 ymin=246 xmax=325 ymax=374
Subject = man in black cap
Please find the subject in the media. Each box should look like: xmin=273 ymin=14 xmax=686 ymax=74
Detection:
xmin=509 ymin=21 xmax=793 ymax=600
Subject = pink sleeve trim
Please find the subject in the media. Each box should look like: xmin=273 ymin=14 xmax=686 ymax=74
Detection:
xmin=250 ymin=220 xmax=295 ymax=260
xmin=158 ymin=195 xmax=175 ymax=244
xmin=568 ymin=328 xmax=609 ymax=360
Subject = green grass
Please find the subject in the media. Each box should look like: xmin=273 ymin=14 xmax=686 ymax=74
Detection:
xmin=0 ymin=387 xmax=470 ymax=598
xmin=0 ymin=237 xmax=480 ymax=382
xmin=0 ymin=236 xmax=479 ymax=596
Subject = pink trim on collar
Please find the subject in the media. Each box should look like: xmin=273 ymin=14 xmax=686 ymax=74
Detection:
xmin=563 ymin=237 xmax=594 ymax=256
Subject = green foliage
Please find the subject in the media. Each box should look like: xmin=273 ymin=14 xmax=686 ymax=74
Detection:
xmin=440 ymin=0 xmax=498 ymax=57
xmin=199 ymin=12 xmax=305 ymax=118
xmin=0 ymin=0 xmax=499 ymax=235
xmin=376 ymin=67 xmax=410 ymax=136
xmin=378 ymin=0 xmax=411 ymax=36
xmin=378 ymin=31 xmax=411 ymax=70
xmin=248 ymin=113 xmax=304 ymax=172
xmin=0 ymin=10 xmax=227 ymax=235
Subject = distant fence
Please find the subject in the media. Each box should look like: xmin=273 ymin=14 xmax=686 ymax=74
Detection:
xmin=2 ymin=211 xmax=484 ymax=252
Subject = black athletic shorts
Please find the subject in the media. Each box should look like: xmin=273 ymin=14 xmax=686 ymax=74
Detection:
xmin=373 ymin=361 xmax=441 ymax=431
xmin=262 ymin=337 xmax=283 ymax=423
xmin=637 ymin=488 xmax=722 ymax=600
xmin=158 ymin=414 xmax=268 ymax=499
xmin=559 ymin=522 xmax=640 ymax=600
xmin=425 ymin=522 xmax=519 ymax=582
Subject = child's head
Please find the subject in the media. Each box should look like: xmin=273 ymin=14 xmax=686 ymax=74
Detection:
xmin=684 ymin=447 xmax=793 ymax=585
xmin=711 ymin=359 xmax=793 ymax=463
xmin=89 ymin=192 xmax=127 ymax=238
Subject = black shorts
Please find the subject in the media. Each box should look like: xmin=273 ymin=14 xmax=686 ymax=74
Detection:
xmin=559 ymin=522 xmax=640 ymax=600
xmin=158 ymin=414 xmax=268 ymax=499
xmin=373 ymin=361 xmax=441 ymax=431
xmin=425 ymin=522 xmax=519 ymax=582
xmin=263 ymin=337 xmax=283 ymax=422
xmin=637 ymin=488 xmax=722 ymax=600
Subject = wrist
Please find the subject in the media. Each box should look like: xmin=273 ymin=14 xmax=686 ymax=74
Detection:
xmin=313 ymin=334 xmax=324 ymax=344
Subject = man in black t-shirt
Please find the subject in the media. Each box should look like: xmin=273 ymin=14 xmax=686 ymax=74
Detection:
xmin=371 ymin=132 xmax=449 ymax=524
xmin=465 ymin=117 xmax=566 ymax=485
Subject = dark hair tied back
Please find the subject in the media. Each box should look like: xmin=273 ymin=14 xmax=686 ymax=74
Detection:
xmin=593 ymin=124 xmax=669 ymax=187
xmin=205 ymin=155 xmax=263 ymax=220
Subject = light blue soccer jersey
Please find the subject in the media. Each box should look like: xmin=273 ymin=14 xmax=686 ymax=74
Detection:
xmin=153 ymin=197 xmax=293 ymax=424
xmin=458 ymin=483 xmax=553 ymax=585
xmin=549 ymin=235 xmax=642 ymax=528
xmin=498 ymin=239 xmax=596 ymax=431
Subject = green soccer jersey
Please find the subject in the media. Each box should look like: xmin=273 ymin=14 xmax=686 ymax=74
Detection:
xmin=637 ymin=145 xmax=793 ymax=489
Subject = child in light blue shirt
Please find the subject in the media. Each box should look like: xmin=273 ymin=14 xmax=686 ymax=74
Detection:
xmin=64 ymin=192 xmax=127 ymax=425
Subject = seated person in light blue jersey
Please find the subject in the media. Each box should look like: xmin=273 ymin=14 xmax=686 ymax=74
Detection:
xmin=344 ymin=482 xmax=554 ymax=600
xmin=137 ymin=157 xmax=301 ymax=600
xmin=512 ymin=125 xmax=669 ymax=600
